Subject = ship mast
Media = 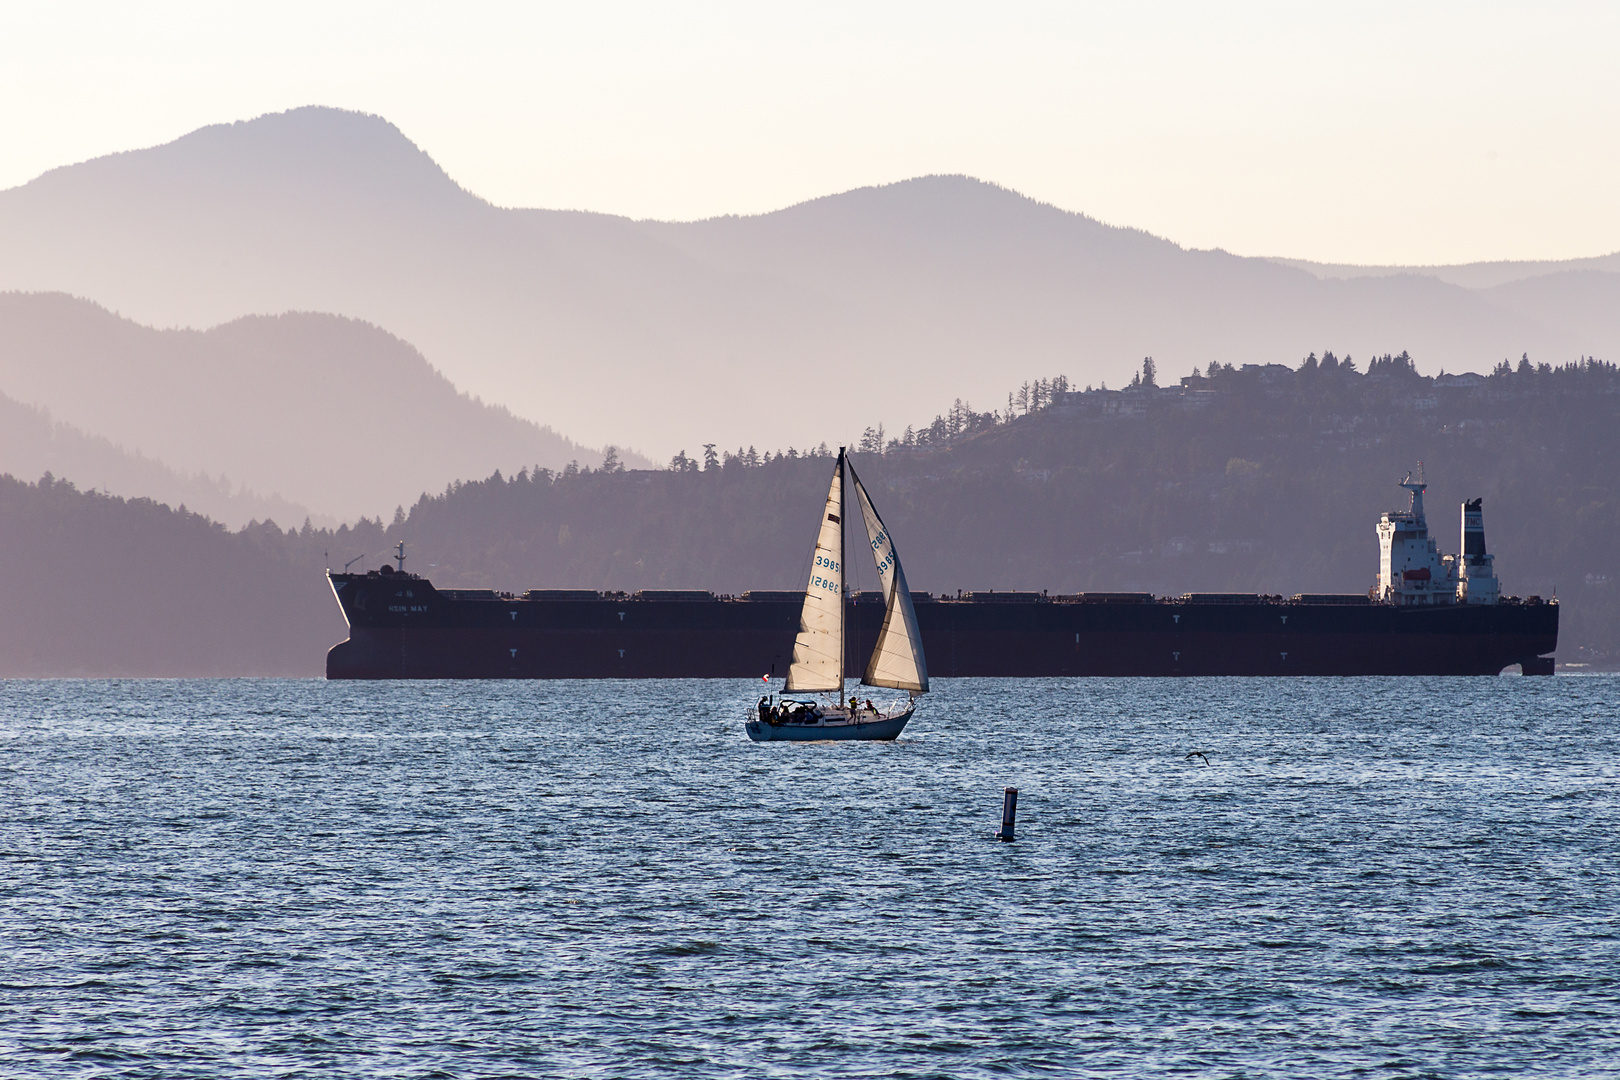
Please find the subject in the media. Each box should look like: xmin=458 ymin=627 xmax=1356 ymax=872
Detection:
xmin=1399 ymin=468 xmax=1427 ymax=523
xmin=839 ymin=448 xmax=847 ymax=607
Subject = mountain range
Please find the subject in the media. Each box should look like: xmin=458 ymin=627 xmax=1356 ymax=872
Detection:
xmin=2 ymin=106 xmax=1614 ymax=460
xmin=0 ymin=293 xmax=611 ymax=522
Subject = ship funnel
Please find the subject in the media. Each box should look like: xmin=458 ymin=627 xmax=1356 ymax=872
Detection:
xmin=1458 ymin=498 xmax=1498 ymax=604
xmin=1461 ymin=498 xmax=1487 ymax=556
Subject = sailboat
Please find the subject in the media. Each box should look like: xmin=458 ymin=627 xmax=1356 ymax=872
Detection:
xmin=746 ymin=448 xmax=928 ymax=742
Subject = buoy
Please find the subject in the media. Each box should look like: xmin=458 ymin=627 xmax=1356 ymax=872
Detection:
xmin=996 ymin=787 xmax=1017 ymax=842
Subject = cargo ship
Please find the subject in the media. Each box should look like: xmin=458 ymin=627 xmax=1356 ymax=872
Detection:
xmin=325 ymin=477 xmax=1557 ymax=678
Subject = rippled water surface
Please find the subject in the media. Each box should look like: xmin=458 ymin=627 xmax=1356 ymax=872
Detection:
xmin=2 ymin=677 xmax=1618 ymax=1078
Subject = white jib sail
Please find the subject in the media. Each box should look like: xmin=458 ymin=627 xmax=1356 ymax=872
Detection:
xmin=784 ymin=453 xmax=845 ymax=693
xmin=848 ymin=461 xmax=929 ymax=693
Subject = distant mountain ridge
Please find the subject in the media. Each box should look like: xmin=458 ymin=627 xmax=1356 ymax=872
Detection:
xmin=0 ymin=390 xmax=320 ymax=529
xmin=1272 ymin=253 xmax=1620 ymax=290
xmin=1 ymin=106 xmax=1614 ymax=458
xmin=0 ymin=293 xmax=623 ymax=520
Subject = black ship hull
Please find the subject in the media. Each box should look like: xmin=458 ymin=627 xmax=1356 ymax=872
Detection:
xmin=325 ymin=574 xmax=1558 ymax=679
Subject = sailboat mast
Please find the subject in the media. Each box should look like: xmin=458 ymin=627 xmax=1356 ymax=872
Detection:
xmin=838 ymin=448 xmax=847 ymax=692
xmin=838 ymin=448 xmax=847 ymax=599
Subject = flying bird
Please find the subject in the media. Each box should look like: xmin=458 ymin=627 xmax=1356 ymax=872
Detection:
xmin=1185 ymin=751 xmax=1210 ymax=766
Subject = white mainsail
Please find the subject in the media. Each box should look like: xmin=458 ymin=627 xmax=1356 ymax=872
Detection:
xmin=848 ymin=461 xmax=929 ymax=693
xmin=784 ymin=452 xmax=846 ymax=693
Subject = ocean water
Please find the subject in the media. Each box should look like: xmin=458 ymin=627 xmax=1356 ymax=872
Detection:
xmin=1 ymin=677 xmax=1617 ymax=1079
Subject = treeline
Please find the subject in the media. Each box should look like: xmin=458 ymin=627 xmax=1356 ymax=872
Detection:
xmin=669 ymin=352 xmax=1620 ymax=468
xmin=660 ymin=401 xmax=1006 ymax=470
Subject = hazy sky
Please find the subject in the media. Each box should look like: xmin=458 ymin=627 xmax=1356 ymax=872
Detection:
xmin=4 ymin=1 xmax=1617 ymax=265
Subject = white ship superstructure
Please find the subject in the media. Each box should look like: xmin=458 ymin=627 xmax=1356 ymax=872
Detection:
xmin=1375 ymin=471 xmax=1501 ymax=606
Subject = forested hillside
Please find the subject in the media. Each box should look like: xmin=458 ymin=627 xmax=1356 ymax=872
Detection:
xmin=0 ymin=475 xmax=357 ymax=676
xmin=2 ymin=354 xmax=1615 ymax=673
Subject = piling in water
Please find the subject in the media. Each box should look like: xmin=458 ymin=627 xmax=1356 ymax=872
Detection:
xmin=997 ymin=787 xmax=1017 ymax=841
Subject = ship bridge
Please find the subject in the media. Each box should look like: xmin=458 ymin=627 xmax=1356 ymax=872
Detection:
xmin=1376 ymin=473 xmax=1455 ymax=605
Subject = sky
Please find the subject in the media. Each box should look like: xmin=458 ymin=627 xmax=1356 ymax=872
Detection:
xmin=3 ymin=0 xmax=1617 ymax=266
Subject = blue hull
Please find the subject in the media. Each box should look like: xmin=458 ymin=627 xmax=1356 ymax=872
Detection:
xmin=745 ymin=707 xmax=914 ymax=742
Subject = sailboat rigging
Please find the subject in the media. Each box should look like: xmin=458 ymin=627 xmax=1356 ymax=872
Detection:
xmin=747 ymin=448 xmax=927 ymax=742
